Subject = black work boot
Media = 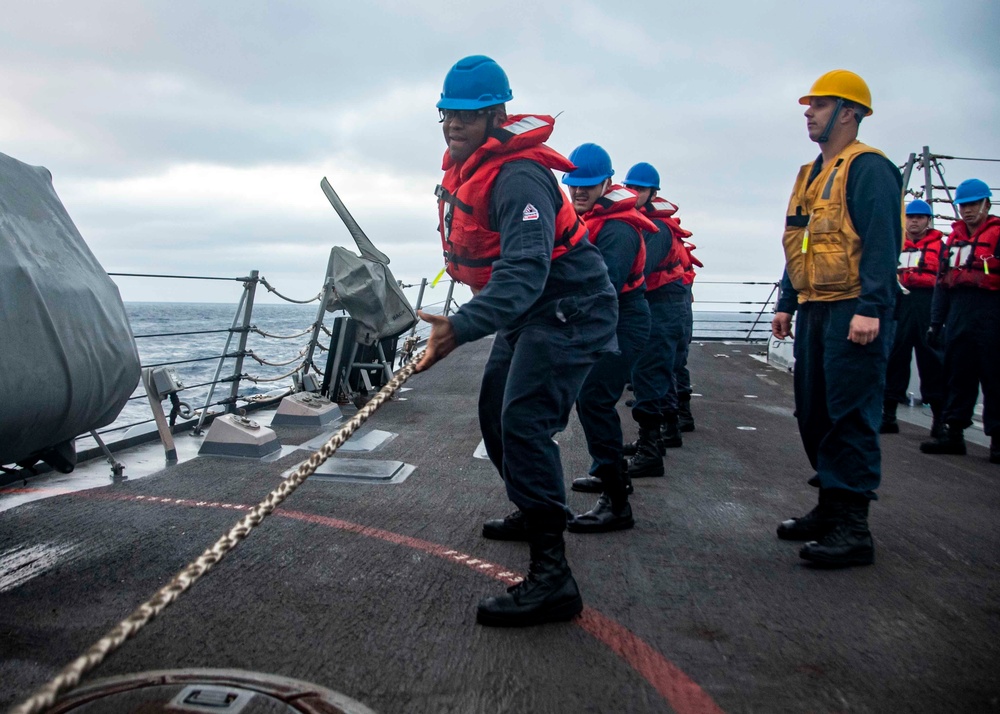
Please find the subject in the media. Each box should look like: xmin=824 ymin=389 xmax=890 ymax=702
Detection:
xmin=627 ymin=423 xmax=664 ymax=479
xmin=476 ymin=531 xmax=583 ymax=627
xmin=623 ymin=438 xmax=638 ymax=457
xmin=799 ymin=494 xmax=875 ymax=568
xmin=879 ymin=399 xmax=899 ymax=434
xmin=482 ymin=509 xmax=530 ymax=541
xmin=920 ymin=423 xmax=967 ymax=455
xmin=660 ymin=412 xmax=683 ymax=448
xmin=569 ymin=463 xmax=635 ymax=534
xmin=677 ymin=394 xmax=695 ymax=432
xmin=990 ymin=435 xmax=1000 ymax=465
xmin=777 ymin=489 xmax=836 ymax=541
xmin=929 ymin=402 xmax=945 ymax=440
xmin=571 ymin=473 xmax=633 ymax=494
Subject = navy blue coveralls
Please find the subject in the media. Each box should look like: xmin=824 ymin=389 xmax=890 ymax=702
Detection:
xmin=884 ymin=284 xmax=944 ymax=407
xmin=575 ymin=219 xmax=651 ymax=472
xmin=778 ymin=153 xmax=902 ymax=499
xmin=449 ymin=160 xmax=618 ymax=533
xmin=930 ymin=231 xmax=1000 ymax=437
xmin=674 ymin=280 xmax=695 ymax=399
xmin=631 ymin=218 xmax=688 ymax=426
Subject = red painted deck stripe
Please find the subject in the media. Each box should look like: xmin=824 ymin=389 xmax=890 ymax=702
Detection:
xmin=279 ymin=509 xmax=725 ymax=714
xmin=42 ymin=492 xmax=727 ymax=714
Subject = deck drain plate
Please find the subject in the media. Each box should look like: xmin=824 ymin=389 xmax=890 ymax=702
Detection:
xmin=282 ymin=456 xmax=414 ymax=484
xmin=298 ymin=429 xmax=396 ymax=453
xmin=47 ymin=668 xmax=376 ymax=713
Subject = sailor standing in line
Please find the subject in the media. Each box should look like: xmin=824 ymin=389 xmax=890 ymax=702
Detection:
xmin=771 ymin=70 xmax=902 ymax=568
xmin=559 ymin=144 xmax=652 ymax=533
xmin=880 ymin=199 xmax=946 ymax=436
xmin=674 ymin=235 xmax=702 ymax=432
xmin=621 ymin=163 xmax=692 ymax=448
xmin=919 ymin=179 xmax=1000 ymax=464
xmin=415 ymin=56 xmax=618 ymax=626
xmin=626 ymin=165 xmax=701 ymax=435
xmin=621 ymin=164 xmax=691 ymax=479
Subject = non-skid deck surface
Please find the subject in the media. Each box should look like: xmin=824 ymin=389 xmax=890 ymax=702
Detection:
xmin=1 ymin=338 xmax=997 ymax=713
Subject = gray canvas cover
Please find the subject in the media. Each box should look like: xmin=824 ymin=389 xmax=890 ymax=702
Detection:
xmin=0 ymin=152 xmax=140 ymax=464
xmin=325 ymin=247 xmax=417 ymax=346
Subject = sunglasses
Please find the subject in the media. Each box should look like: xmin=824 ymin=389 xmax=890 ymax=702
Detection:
xmin=438 ymin=108 xmax=492 ymax=124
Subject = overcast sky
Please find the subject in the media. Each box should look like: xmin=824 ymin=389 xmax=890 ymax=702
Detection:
xmin=3 ymin=0 xmax=999 ymax=305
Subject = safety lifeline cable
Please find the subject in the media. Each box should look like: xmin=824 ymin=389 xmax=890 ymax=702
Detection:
xmin=10 ymin=350 xmax=425 ymax=714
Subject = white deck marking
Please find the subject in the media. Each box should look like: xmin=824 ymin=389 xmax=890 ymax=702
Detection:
xmin=0 ymin=542 xmax=79 ymax=594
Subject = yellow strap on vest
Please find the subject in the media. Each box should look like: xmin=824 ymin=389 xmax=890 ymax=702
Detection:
xmin=431 ymin=267 xmax=447 ymax=287
xmin=801 ymin=230 xmax=809 ymax=254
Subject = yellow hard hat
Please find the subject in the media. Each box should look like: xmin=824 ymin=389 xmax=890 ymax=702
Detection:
xmin=799 ymin=70 xmax=873 ymax=116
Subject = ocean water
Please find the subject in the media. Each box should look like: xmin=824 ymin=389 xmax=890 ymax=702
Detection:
xmin=114 ymin=302 xmax=332 ymax=435
xmin=72 ymin=290 xmax=776 ymax=454
xmin=103 ymin=301 xmax=770 ymax=438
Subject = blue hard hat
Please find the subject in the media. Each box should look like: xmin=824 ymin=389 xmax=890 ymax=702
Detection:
xmin=953 ymin=178 xmax=992 ymax=205
xmin=624 ymin=162 xmax=660 ymax=190
xmin=437 ymin=55 xmax=513 ymax=110
xmin=562 ymin=143 xmax=614 ymax=187
xmin=905 ymin=200 xmax=933 ymax=216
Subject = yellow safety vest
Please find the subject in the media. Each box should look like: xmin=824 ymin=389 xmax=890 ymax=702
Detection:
xmin=782 ymin=140 xmax=887 ymax=303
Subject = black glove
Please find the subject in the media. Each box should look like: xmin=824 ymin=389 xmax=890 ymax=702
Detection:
xmin=926 ymin=324 xmax=943 ymax=350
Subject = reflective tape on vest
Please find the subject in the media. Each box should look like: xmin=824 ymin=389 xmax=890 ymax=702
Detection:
xmin=503 ymin=116 xmax=549 ymax=136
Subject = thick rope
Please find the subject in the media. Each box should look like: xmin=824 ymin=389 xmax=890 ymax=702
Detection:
xmin=10 ymin=351 xmax=425 ymax=714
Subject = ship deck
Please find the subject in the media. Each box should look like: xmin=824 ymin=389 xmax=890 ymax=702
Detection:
xmin=1 ymin=338 xmax=998 ymax=713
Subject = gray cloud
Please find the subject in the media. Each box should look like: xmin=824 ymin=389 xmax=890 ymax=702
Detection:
xmin=2 ymin=0 xmax=998 ymax=303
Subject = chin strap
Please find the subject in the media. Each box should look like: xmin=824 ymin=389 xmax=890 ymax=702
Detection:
xmin=817 ymin=98 xmax=844 ymax=144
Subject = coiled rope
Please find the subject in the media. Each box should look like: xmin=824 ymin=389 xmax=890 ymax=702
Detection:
xmin=10 ymin=350 xmax=425 ymax=714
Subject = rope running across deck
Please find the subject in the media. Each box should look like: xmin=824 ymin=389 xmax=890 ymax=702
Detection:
xmin=10 ymin=350 xmax=426 ymax=714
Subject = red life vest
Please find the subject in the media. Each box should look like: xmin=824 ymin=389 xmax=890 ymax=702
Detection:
xmin=682 ymin=239 xmax=702 ymax=286
xmin=435 ymin=114 xmax=588 ymax=291
xmin=639 ymin=197 xmax=690 ymax=291
xmin=940 ymin=215 xmax=1000 ymax=291
xmin=582 ymin=186 xmax=656 ymax=294
xmin=898 ymin=229 xmax=945 ymax=290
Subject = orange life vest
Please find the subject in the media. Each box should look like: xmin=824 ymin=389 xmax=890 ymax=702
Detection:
xmin=898 ymin=229 xmax=945 ymax=290
xmin=640 ymin=197 xmax=691 ymax=291
xmin=682 ymin=240 xmax=703 ymax=286
xmin=940 ymin=215 xmax=1000 ymax=291
xmin=582 ymin=186 xmax=655 ymax=294
xmin=435 ymin=114 xmax=588 ymax=291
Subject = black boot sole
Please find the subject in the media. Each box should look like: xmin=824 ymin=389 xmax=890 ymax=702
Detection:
xmin=679 ymin=424 xmax=695 ymax=433
xmin=879 ymin=423 xmax=899 ymax=434
xmin=799 ymin=547 xmax=875 ymax=568
xmin=919 ymin=444 xmax=967 ymax=455
xmin=567 ymin=516 xmax=635 ymax=534
xmin=776 ymin=525 xmax=833 ymax=542
xmin=481 ymin=525 xmax=530 ymax=542
xmin=628 ymin=467 xmax=664 ymax=479
xmin=476 ymin=595 xmax=583 ymax=627
xmin=571 ymin=480 xmax=633 ymax=494
xmin=571 ymin=478 xmax=603 ymax=493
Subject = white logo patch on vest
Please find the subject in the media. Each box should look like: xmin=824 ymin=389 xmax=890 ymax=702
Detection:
xmin=522 ymin=203 xmax=539 ymax=221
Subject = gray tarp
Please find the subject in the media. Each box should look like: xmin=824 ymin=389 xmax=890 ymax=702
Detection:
xmin=0 ymin=152 xmax=140 ymax=464
xmin=325 ymin=246 xmax=417 ymax=346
